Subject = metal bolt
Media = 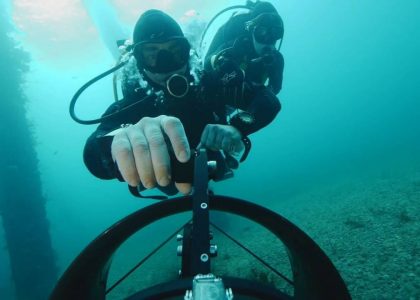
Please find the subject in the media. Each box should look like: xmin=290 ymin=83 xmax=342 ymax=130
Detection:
xmin=207 ymin=160 xmax=217 ymax=170
xmin=226 ymin=288 xmax=234 ymax=299
xmin=209 ymin=244 xmax=218 ymax=257
xmin=184 ymin=290 xmax=192 ymax=299
xmin=177 ymin=245 xmax=183 ymax=256
xmin=200 ymin=253 xmax=209 ymax=262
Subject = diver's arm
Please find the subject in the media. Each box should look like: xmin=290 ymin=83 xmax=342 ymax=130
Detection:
xmin=201 ymin=73 xmax=281 ymax=138
xmin=84 ymin=130 xmax=116 ymax=179
xmin=83 ymin=95 xmax=149 ymax=180
xmin=83 ymin=91 xmax=158 ymax=180
xmin=83 ymin=103 xmax=127 ymax=180
xmin=267 ymin=52 xmax=284 ymax=95
xmin=84 ymin=111 xmax=193 ymax=194
xmin=239 ymin=86 xmax=281 ymax=136
xmin=231 ymin=49 xmax=283 ymax=135
xmin=204 ymin=51 xmax=281 ymax=138
xmin=223 ymin=56 xmax=282 ymax=136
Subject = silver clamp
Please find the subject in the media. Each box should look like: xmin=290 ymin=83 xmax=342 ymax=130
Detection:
xmin=184 ymin=274 xmax=234 ymax=300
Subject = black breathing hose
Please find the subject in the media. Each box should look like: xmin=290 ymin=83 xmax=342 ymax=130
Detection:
xmin=69 ymin=61 xmax=128 ymax=125
xmin=199 ymin=5 xmax=250 ymax=52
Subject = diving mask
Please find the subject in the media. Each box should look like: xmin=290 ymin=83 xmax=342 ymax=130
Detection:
xmin=134 ymin=38 xmax=190 ymax=73
xmin=251 ymin=13 xmax=283 ymax=45
xmin=254 ymin=25 xmax=282 ymax=45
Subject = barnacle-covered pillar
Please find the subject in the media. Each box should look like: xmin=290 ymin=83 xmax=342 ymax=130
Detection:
xmin=0 ymin=10 xmax=58 ymax=300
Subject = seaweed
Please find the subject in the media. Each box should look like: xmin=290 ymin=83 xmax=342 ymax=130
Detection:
xmin=343 ymin=218 xmax=366 ymax=229
xmin=249 ymin=266 xmax=276 ymax=287
xmin=396 ymin=209 xmax=413 ymax=224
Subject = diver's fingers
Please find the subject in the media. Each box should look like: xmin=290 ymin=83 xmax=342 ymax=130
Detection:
xmin=229 ymin=139 xmax=245 ymax=155
xmin=221 ymin=132 xmax=244 ymax=154
xmin=175 ymin=182 xmax=192 ymax=195
xmin=143 ymin=121 xmax=171 ymax=187
xmin=200 ymin=125 xmax=209 ymax=147
xmin=234 ymin=139 xmax=245 ymax=153
xmin=206 ymin=125 xmax=218 ymax=149
xmin=201 ymin=124 xmax=222 ymax=151
xmin=214 ymin=126 xmax=225 ymax=149
xmin=221 ymin=135 xmax=233 ymax=153
xmin=160 ymin=116 xmax=191 ymax=163
xmin=111 ymin=131 xmax=140 ymax=187
xmin=126 ymin=124 xmax=156 ymax=189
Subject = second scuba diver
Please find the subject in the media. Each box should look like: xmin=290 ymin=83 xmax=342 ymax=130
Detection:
xmin=205 ymin=1 xmax=284 ymax=94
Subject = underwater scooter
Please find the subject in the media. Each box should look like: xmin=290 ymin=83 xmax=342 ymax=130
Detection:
xmin=50 ymin=148 xmax=351 ymax=300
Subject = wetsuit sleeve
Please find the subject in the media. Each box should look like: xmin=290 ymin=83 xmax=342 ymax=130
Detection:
xmin=83 ymin=102 xmax=132 ymax=180
xmin=240 ymin=85 xmax=281 ymax=136
xmin=202 ymin=55 xmax=282 ymax=137
xmin=83 ymin=89 xmax=159 ymax=180
xmin=267 ymin=52 xmax=284 ymax=95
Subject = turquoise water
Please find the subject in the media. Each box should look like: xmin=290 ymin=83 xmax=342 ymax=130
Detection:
xmin=0 ymin=0 xmax=419 ymax=299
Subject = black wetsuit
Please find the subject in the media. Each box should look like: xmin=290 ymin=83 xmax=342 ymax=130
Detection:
xmin=83 ymin=71 xmax=280 ymax=181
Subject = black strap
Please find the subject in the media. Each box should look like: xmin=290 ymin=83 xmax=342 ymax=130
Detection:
xmin=240 ymin=136 xmax=252 ymax=162
xmin=128 ymin=185 xmax=168 ymax=200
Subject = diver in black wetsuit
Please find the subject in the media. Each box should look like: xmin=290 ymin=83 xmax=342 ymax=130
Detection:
xmin=205 ymin=1 xmax=284 ymax=95
xmin=83 ymin=9 xmax=281 ymax=195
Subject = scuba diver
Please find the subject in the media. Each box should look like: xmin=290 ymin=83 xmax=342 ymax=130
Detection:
xmin=204 ymin=1 xmax=284 ymax=95
xmin=83 ymin=8 xmax=281 ymax=196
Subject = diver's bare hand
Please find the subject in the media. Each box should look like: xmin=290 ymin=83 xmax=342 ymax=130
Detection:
xmin=110 ymin=115 xmax=192 ymax=194
xmin=200 ymin=124 xmax=244 ymax=154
